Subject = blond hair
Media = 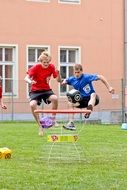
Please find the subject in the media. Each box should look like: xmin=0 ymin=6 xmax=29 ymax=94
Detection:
xmin=38 ymin=51 xmax=51 ymax=62
xmin=74 ymin=64 xmax=83 ymax=71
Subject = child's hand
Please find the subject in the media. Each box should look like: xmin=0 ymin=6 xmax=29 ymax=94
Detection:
xmin=2 ymin=104 xmax=7 ymax=109
xmin=61 ymin=79 xmax=67 ymax=85
xmin=109 ymin=87 xmax=115 ymax=94
xmin=46 ymin=77 xmax=51 ymax=84
xmin=31 ymin=80 xmax=37 ymax=84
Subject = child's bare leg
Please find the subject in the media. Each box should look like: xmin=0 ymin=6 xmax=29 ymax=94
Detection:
xmin=30 ymin=100 xmax=44 ymax=136
xmin=48 ymin=94 xmax=59 ymax=126
xmin=88 ymin=93 xmax=96 ymax=107
xmin=84 ymin=93 xmax=96 ymax=118
xmin=62 ymin=102 xmax=76 ymax=131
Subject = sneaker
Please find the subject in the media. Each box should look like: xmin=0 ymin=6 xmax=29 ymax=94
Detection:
xmin=63 ymin=121 xmax=76 ymax=131
xmin=84 ymin=105 xmax=93 ymax=118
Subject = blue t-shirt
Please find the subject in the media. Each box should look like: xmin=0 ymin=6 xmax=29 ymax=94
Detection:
xmin=66 ymin=74 xmax=99 ymax=97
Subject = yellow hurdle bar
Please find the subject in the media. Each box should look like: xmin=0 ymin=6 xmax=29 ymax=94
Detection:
xmin=47 ymin=134 xmax=79 ymax=143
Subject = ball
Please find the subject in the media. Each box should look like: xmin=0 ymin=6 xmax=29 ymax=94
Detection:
xmin=40 ymin=116 xmax=55 ymax=128
xmin=66 ymin=89 xmax=82 ymax=103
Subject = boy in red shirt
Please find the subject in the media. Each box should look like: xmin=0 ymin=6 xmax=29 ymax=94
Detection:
xmin=24 ymin=51 xmax=61 ymax=136
xmin=0 ymin=76 xmax=7 ymax=109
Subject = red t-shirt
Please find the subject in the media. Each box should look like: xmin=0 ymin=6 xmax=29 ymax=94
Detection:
xmin=27 ymin=63 xmax=58 ymax=91
xmin=0 ymin=86 xmax=2 ymax=98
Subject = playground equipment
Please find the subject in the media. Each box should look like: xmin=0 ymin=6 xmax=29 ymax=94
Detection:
xmin=35 ymin=109 xmax=91 ymax=163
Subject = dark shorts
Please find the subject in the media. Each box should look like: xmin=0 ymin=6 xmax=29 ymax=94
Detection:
xmin=76 ymin=94 xmax=100 ymax=109
xmin=29 ymin=90 xmax=55 ymax=106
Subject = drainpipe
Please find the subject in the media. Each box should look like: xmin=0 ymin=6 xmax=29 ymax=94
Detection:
xmin=124 ymin=0 xmax=127 ymax=122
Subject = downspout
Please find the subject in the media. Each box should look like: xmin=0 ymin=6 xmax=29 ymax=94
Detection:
xmin=124 ymin=0 xmax=127 ymax=122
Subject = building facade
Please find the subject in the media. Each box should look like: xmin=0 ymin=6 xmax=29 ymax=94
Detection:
xmin=0 ymin=0 xmax=124 ymax=123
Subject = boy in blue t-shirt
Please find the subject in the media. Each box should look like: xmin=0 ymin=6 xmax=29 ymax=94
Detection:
xmin=62 ymin=64 xmax=115 ymax=130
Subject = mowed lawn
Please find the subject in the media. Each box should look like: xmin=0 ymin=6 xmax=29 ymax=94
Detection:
xmin=0 ymin=122 xmax=127 ymax=190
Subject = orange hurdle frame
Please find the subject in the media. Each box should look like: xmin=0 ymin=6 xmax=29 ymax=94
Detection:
xmin=34 ymin=109 xmax=91 ymax=114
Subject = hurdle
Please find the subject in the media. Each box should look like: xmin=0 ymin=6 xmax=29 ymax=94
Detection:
xmin=34 ymin=109 xmax=91 ymax=163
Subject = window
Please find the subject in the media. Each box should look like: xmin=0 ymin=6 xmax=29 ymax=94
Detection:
xmin=0 ymin=45 xmax=18 ymax=96
xmin=26 ymin=45 xmax=50 ymax=93
xmin=59 ymin=0 xmax=80 ymax=4
xmin=59 ymin=46 xmax=81 ymax=96
xmin=27 ymin=46 xmax=49 ymax=68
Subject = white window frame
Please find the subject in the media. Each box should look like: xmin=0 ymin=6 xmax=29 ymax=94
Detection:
xmin=0 ymin=44 xmax=18 ymax=97
xmin=58 ymin=46 xmax=81 ymax=97
xmin=26 ymin=45 xmax=50 ymax=97
xmin=58 ymin=0 xmax=81 ymax=4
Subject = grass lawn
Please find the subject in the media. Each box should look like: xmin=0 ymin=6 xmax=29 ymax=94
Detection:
xmin=0 ymin=122 xmax=127 ymax=190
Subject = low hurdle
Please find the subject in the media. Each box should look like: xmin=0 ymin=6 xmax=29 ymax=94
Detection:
xmin=34 ymin=109 xmax=91 ymax=162
xmin=34 ymin=109 xmax=91 ymax=142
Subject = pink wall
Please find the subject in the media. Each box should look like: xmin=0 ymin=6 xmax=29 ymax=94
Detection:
xmin=0 ymin=0 xmax=124 ymax=112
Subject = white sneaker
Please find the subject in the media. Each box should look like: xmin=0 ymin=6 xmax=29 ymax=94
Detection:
xmin=63 ymin=121 xmax=76 ymax=131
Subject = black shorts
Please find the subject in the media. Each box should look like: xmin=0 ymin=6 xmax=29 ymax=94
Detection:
xmin=76 ymin=94 xmax=99 ymax=109
xmin=29 ymin=90 xmax=55 ymax=106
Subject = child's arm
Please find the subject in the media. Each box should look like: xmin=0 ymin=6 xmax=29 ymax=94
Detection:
xmin=0 ymin=98 xmax=7 ymax=109
xmin=24 ymin=74 xmax=36 ymax=84
xmin=97 ymin=75 xmax=115 ymax=94
xmin=55 ymin=70 xmax=62 ymax=83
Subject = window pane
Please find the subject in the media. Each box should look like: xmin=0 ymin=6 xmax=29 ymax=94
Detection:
xmin=37 ymin=48 xmax=48 ymax=59
xmin=28 ymin=65 xmax=33 ymax=69
xmin=69 ymin=85 xmax=73 ymax=91
xmin=69 ymin=50 xmax=76 ymax=63
xmin=69 ymin=66 xmax=73 ymax=76
xmin=0 ymin=65 xmax=2 ymax=76
xmin=60 ymin=50 xmax=66 ymax=62
xmin=5 ymin=65 xmax=13 ymax=78
xmin=5 ymin=79 xmax=12 ymax=93
xmin=60 ymin=66 xmax=66 ymax=78
xmin=28 ymin=49 xmax=35 ymax=62
xmin=37 ymin=49 xmax=43 ymax=58
xmin=60 ymin=85 xmax=67 ymax=93
xmin=0 ymin=48 xmax=2 ymax=61
xmin=5 ymin=48 xmax=13 ymax=61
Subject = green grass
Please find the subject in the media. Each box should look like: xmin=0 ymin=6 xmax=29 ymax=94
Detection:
xmin=0 ymin=122 xmax=127 ymax=190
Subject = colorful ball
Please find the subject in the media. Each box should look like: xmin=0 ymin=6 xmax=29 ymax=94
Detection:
xmin=40 ymin=116 xmax=55 ymax=128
